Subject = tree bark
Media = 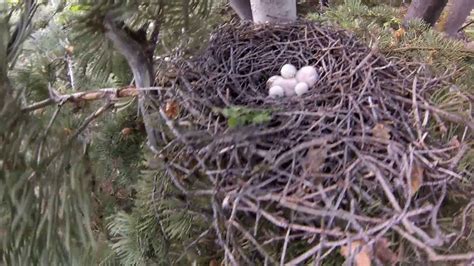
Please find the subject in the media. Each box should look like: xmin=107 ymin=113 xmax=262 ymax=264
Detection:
xmin=230 ymin=0 xmax=253 ymax=20
xmin=1 ymin=8 xmax=14 ymax=106
xmin=443 ymin=0 xmax=474 ymax=37
xmin=404 ymin=0 xmax=448 ymax=26
xmin=0 ymin=15 xmax=9 ymax=103
xmin=320 ymin=0 xmax=329 ymax=8
xmin=250 ymin=0 xmax=297 ymax=23
xmin=103 ymin=16 xmax=160 ymax=153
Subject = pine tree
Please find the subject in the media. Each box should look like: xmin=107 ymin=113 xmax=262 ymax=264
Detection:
xmin=1 ymin=0 xmax=222 ymax=264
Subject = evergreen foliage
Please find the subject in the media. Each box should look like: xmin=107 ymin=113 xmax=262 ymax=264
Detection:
xmin=104 ymin=167 xmax=213 ymax=265
xmin=1 ymin=2 xmax=100 ymax=264
xmin=91 ymin=109 xmax=145 ymax=187
xmin=1 ymin=0 xmax=223 ymax=264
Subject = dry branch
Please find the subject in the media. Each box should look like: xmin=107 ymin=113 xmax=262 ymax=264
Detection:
xmin=21 ymin=86 xmax=165 ymax=112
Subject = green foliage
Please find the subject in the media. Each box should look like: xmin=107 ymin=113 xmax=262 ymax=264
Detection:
xmin=91 ymin=107 xmax=145 ymax=186
xmin=105 ymin=168 xmax=212 ymax=265
xmin=1 ymin=4 xmax=103 ymax=261
xmin=217 ymin=106 xmax=272 ymax=128
xmin=62 ymin=0 xmax=219 ymax=84
xmin=107 ymin=211 xmax=166 ymax=265
xmin=0 ymin=98 xmax=99 ymax=264
xmin=2 ymin=0 xmax=227 ymax=263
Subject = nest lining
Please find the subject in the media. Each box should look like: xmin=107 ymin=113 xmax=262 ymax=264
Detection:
xmin=149 ymin=21 xmax=472 ymax=264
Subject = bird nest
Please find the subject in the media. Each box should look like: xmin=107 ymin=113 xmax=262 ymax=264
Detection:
xmin=149 ymin=21 xmax=473 ymax=264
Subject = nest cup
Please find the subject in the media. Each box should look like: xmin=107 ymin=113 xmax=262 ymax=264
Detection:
xmin=151 ymin=21 xmax=471 ymax=264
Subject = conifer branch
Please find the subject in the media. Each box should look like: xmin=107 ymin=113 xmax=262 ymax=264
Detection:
xmin=39 ymin=101 xmax=114 ymax=169
xmin=391 ymin=46 xmax=474 ymax=53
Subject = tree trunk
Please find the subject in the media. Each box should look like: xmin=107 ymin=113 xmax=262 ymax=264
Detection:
xmin=443 ymin=0 xmax=474 ymax=37
xmin=250 ymin=0 xmax=297 ymax=23
xmin=103 ymin=16 xmax=160 ymax=153
xmin=0 ymin=13 xmax=13 ymax=105
xmin=404 ymin=0 xmax=448 ymax=26
xmin=230 ymin=0 xmax=253 ymax=20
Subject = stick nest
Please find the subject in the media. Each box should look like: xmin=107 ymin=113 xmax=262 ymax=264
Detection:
xmin=149 ymin=21 xmax=473 ymax=264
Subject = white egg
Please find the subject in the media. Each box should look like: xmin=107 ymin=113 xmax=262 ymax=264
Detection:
xmin=272 ymin=77 xmax=298 ymax=96
xmin=295 ymin=82 xmax=309 ymax=96
xmin=296 ymin=66 xmax=318 ymax=87
xmin=266 ymin=75 xmax=281 ymax=89
xmin=280 ymin=64 xmax=297 ymax=79
xmin=269 ymin=85 xmax=284 ymax=98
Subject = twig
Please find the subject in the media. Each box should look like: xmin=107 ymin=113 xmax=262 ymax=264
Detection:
xmin=21 ymin=86 xmax=165 ymax=112
xmin=176 ymin=228 xmax=212 ymax=263
xmin=411 ymin=76 xmax=423 ymax=141
xmin=65 ymin=48 xmax=76 ymax=90
xmin=349 ymin=47 xmax=377 ymax=77
xmin=280 ymin=227 xmax=291 ymax=266
xmin=393 ymin=95 xmax=474 ymax=130
xmin=391 ymin=46 xmax=474 ymax=54
xmin=458 ymin=20 xmax=474 ymax=32
xmin=211 ymin=199 xmax=238 ymax=266
xmin=394 ymin=226 xmax=474 ymax=262
xmin=228 ymin=220 xmax=277 ymax=265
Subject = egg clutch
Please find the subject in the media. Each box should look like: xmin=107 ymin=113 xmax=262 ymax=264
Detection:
xmin=266 ymin=64 xmax=318 ymax=98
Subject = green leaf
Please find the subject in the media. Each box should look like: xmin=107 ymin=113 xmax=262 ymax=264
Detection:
xmin=221 ymin=106 xmax=272 ymax=128
xmin=69 ymin=4 xmax=89 ymax=12
xmin=227 ymin=117 xmax=239 ymax=128
xmin=252 ymin=112 xmax=271 ymax=124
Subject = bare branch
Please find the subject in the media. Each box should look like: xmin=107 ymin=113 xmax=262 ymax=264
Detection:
xmin=21 ymin=86 xmax=165 ymax=112
xmin=394 ymin=226 xmax=474 ymax=262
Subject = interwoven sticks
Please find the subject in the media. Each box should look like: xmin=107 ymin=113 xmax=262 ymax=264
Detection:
xmin=149 ymin=21 xmax=473 ymax=264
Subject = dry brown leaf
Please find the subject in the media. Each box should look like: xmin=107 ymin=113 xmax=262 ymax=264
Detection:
xmin=63 ymin=127 xmax=73 ymax=136
xmin=372 ymin=123 xmax=391 ymax=140
xmin=410 ymin=164 xmax=424 ymax=195
xmin=209 ymin=259 xmax=219 ymax=266
xmin=393 ymin=28 xmax=405 ymax=41
xmin=118 ymin=86 xmax=139 ymax=97
xmin=165 ymin=100 xmax=180 ymax=119
xmin=427 ymin=50 xmax=437 ymax=65
xmin=80 ymin=91 xmax=103 ymax=101
xmin=374 ymin=238 xmax=398 ymax=264
xmin=65 ymin=45 xmax=74 ymax=54
xmin=340 ymin=240 xmax=371 ymax=266
xmin=121 ymin=127 xmax=134 ymax=137
xmin=33 ymin=108 xmax=45 ymax=116
xmin=448 ymin=136 xmax=460 ymax=149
